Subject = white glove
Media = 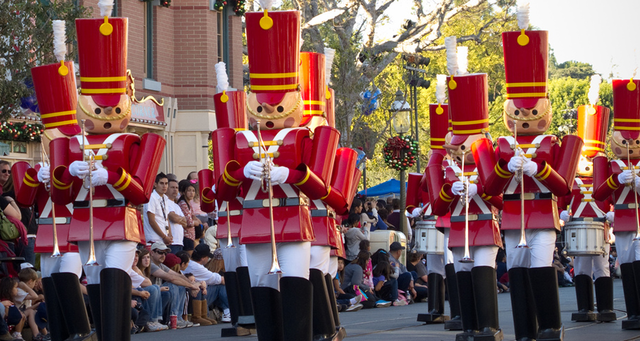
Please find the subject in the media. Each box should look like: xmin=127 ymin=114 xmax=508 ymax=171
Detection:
xmin=69 ymin=160 xmax=90 ymax=178
xmin=410 ymin=207 xmax=422 ymax=217
xmin=605 ymin=211 xmax=615 ymax=223
xmin=618 ymin=170 xmax=634 ymax=185
xmin=243 ymin=161 xmax=264 ymax=181
xmin=37 ymin=165 xmax=50 ymax=183
xmin=371 ymin=207 xmax=378 ymax=218
xmin=559 ymin=210 xmax=570 ymax=223
xmin=635 ymin=177 xmax=640 ymax=194
xmin=451 ymin=181 xmax=465 ymax=196
xmin=523 ymin=159 xmax=538 ymax=177
xmin=211 ymin=184 xmax=216 ymax=194
xmin=507 ymin=156 xmax=525 ymax=173
xmin=91 ymin=167 xmax=108 ymax=186
xmin=467 ymin=183 xmax=478 ymax=198
xmin=270 ymin=166 xmax=290 ymax=185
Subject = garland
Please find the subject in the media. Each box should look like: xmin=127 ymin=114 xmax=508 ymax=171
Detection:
xmin=383 ymin=135 xmax=418 ymax=171
xmin=0 ymin=121 xmax=44 ymax=143
xmin=214 ymin=0 xmax=246 ymax=15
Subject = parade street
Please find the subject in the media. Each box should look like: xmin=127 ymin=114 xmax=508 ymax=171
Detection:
xmin=132 ymin=278 xmax=640 ymax=341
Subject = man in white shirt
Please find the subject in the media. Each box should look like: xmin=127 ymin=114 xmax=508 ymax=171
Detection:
xmin=166 ymin=178 xmax=187 ymax=254
xmin=144 ymin=173 xmax=185 ymax=246
xmin=184 ymin=244 xmax=231 ymax=323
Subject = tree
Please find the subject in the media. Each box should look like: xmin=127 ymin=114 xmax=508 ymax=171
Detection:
xmin=0 ymin=0 xmax=88 ymax=120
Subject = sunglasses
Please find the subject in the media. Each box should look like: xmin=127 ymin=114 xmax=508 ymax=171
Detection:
xmin=1 ymin=169 xmax=10 ymax=174
xmin=154 ymin=250 xmax=168 ymax=255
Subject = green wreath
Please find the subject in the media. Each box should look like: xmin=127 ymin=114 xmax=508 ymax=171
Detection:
xmin=383 ymin=135 xmax=418 ymax=171
xmin=0 ymin=121 xmax=44 ymax=143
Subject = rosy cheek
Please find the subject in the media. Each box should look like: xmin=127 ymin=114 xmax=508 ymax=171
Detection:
xmin=507 ymin=120 xmax=514 ymax=130
xmin=85 ymin=119 xmax=95 ymax=131
xmin=284 ymin=117 xmax=295 ymax=128
xmin=249 ymin=118 xmax=257 ymax=128
xmin=120 ymin=119 xmax=129 ymax=130
xmin=615 ymin=147 xmax=622 ymax=155
xmin=537 ymin=120 xmax=547 ymax=130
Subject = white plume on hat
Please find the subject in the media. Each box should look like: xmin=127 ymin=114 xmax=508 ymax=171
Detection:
xmin=457 ymin=46 xmax=468 ymax=75
xmin=215 ymin=62 xmax=229 ymax=94
xmin=517 ymin=2 xmax=530 ymax=30
xmin=588 ymin=75 xmax=602 ymax=105
xmin=436 ymin=75 xmax=447 ymax=104
xmin=98 ymin=0 xmax=114 ymax=17
xmin=52 ymin=20 xmax=67 ymax=62
xmin=445 ymin=36 xmax=458 ymax=76
xmin=325 ymin=47 xmax=335 ymax=86
xmin=258 ymin=0 xmax=273 ymax=10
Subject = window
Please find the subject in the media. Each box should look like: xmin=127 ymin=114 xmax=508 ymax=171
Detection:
xmin=217 ymin=11 xmax=224 ymax=63
xmin=144 ymin=2 xmax=154 ymax=80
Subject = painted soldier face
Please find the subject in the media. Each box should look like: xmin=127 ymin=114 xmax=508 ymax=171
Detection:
xmin=247 ymin=91 xmax=304 ymax=130
xmin=503 ymin=98 xmax=552 ymax=135
xmin=610 ymin=131 xmax=640 ymax=159
xmin=77 ymin=94 xmax=131 ymax=134
xmin=443 ymin=134 xmax=483 ymax=166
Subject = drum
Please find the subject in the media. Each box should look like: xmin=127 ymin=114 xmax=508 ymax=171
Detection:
xmin=564 ymin=220 xmax=605 ymax=256
xmin=414 ymin=220 xmax=445 ymax=255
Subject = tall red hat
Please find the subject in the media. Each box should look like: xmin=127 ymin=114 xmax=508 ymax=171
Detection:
xmin=447 ymin=73 xmax=489 ymax=145
xmin=300 ymin=52 xmax=326 ymax=125
xmin=429 ymin=103 xmax=449 ymax=151
xmin=502 ymin=30 xmax=549 ymax=109
xmin=325 ymin=87 xmax=335 ymax=128
xmin=612 ymin=79 xmax=640 ymax=140
xmin=246 ymin=10 xmax=300 ymax=106
xmin=214 ymin=91 xmax=247 ymax=130
xmin=31 ymin=61 xmax=81 ymax=136
xmin=577 ymin=104 xmax=610 ymax=157
xmin=76 ymin=17 xmax=128 ymax=108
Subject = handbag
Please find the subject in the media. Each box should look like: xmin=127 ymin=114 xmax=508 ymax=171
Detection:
xmin=0 ymin=209 xmax=19 ymax=241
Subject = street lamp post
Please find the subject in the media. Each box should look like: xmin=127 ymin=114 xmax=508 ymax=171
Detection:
xmin=390 ymin=89 xmax=412 ymax=239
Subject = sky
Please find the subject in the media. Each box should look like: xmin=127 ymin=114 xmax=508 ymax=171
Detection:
xmin=378 ymin=0 xmax=640 ymax=79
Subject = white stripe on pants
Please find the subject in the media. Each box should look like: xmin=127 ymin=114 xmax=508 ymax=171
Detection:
xmin=615 ymin=231 xmax=640 ymax=265
xmin=573 ymin=244 xmax=610 ymax=279
xmin=504 ymin=229 xmax=556 ymax=269
xmin=310 ymin=245 xmax=331 ymax=274
xmin=78 ymin=240 xmax=137 ymax=284
xmin=245 ymin=242 xmax=311 ymax=290
xmin=40 ymin=252 xmax=83 ymax=278
xmin=451 ymin=246 xmax=498 ymax=272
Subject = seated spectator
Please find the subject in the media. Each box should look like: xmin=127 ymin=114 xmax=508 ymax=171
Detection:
xmin=148 ymin=242 xmax=200 ymax=329
xmin=130 ymin=249 xmax=168 ymax=332
xmin=406 ymin=251 xmax=428 ymax=302
xmin=16 ymin=268 xmax=49 ymax=340
xmin=180 ymin=245 xmax=231 ymax=323
xmin=177 ymin=180 xmax=203 ymax=247
xmin=0 ymin=277 xmax=27 ymax=340
xmin=372 ymin=260 xmax=403 ymax=305
xmin=341 ymin=251 xmax=388 ymax=308
xmin=388 ymin=242 xmax=420 ymax=301
xmin=205 ymin=249 xmax=225 ymax=274
xmin=496 ymin=250 xmax=509 ymax=292
xmin=333 ymin=257 xmax=363 ymax=312
xmin=360 ymin=240 xmax=373 ymax=288
xmin=345 ymin=214 xmax=370 ymax=262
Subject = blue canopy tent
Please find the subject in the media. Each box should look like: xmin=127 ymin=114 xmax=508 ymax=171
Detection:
xmin=357 ymin=178 xmax=405 ymax=197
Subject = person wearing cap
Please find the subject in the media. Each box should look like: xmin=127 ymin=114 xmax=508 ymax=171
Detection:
xmin=471 ymin=12 xmax=583 ymax=339
xmin=47 ymin=7 xmax=166 ymax=341
xmin=148 ymin=242 xmax=200 ymax=329
xmin=387 ymin=242 xmax=420 ymax=301
xmin=593 ymin=78 xmax=640 ymax=330
xmin=211 ymin=5 xmax=341 ymax=341
xmin=184 ymin=244 xmax=231 ymax=323
xmin=556 ymin=80 xmax=616 ymax=324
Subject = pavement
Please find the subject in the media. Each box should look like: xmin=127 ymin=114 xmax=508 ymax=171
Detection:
xmin=132 ymin=278 xmax=640 ymax=341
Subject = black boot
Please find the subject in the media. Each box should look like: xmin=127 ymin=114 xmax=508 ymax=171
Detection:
xmin=620 ymin=263 xmax=640 ymax=329
xmin=324 ymin=273 xmax=346 ymax=339
xmin=251 ymin=286 xmax=284 ymax=341
xmin=529 ymin=267 xmax=564 ymax=341
xmin=445 ymin=264 xmax=463 ymax=331
xmin=42 ymin=277 xmax=69 ymax=341
xmin=417 ymin=273 xmax=449 ymax=324
xmin=594 ymin=276 xmax=616 ymax=322
xmin=309 ymin=269 xmax=342 ymax=341
xmin=472 ymin=266 xmax=502 ymax=341
xmin=455 ymin=271 xmax=478 ymax=341
xmin=571 ymin=274 xmax=596 ymax=322
xmin=236 ymin=266 xmax=255 ymax=325
xmin=508 ymin=268 xmax=537 ymax=341
xmin=280 ymin=277 xmax=313 ymax=341
xmin=51 ymin=272 xmax=96 ymax=341
xmin=221 ymin=271 xmax=251 ymax=337
xmin=86 ymin=284 xmax=102 ymax=341
xmin=99 ymin=268 xmax=132 ymax=341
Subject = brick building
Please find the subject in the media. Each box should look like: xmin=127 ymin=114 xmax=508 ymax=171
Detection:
xmin=2 ymin=0 xmax=244 ymax=179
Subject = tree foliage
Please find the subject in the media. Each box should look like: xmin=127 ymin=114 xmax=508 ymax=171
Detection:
xmin=0 ymin=0 xmax=89 ymax=120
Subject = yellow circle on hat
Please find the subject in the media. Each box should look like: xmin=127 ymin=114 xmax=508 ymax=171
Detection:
xmin=436 ymin=104 xmax=444 ymax=115
xmin=260 ymin=10 xmax=273 ymax=30
xmin=628 ymin=79 xmax=637 ymax=91
xmin=517 ymin=29 xmax=529 ymax=46
xmin=221 ymin=90 xmax=229 ymax=103
xmin=100 ymin=16 xmax=113 ymax=36
xmin=58 ymin=60 xmax=69 ymax=76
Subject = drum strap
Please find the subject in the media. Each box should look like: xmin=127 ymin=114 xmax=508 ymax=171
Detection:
xmin=612 ymin=159 xmax=640 ymax=205
xmin=448 ymin=164 xmax=491 ymax=217
xmin=573 ymin=178 xmax=604 ymax=218
xmin=503 ymin=135 xmax=550 ymax=195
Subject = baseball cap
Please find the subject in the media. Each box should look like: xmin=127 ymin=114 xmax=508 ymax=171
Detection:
xmin=389 ymin=242 xmax=405 ymax=251
xmin=163 ymin=253 xmax=181 ymax=269
xmin=151 ymin=241 xmax=170 ymax=251
xmin=194 ymin=243 xmax=215 ymax=258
